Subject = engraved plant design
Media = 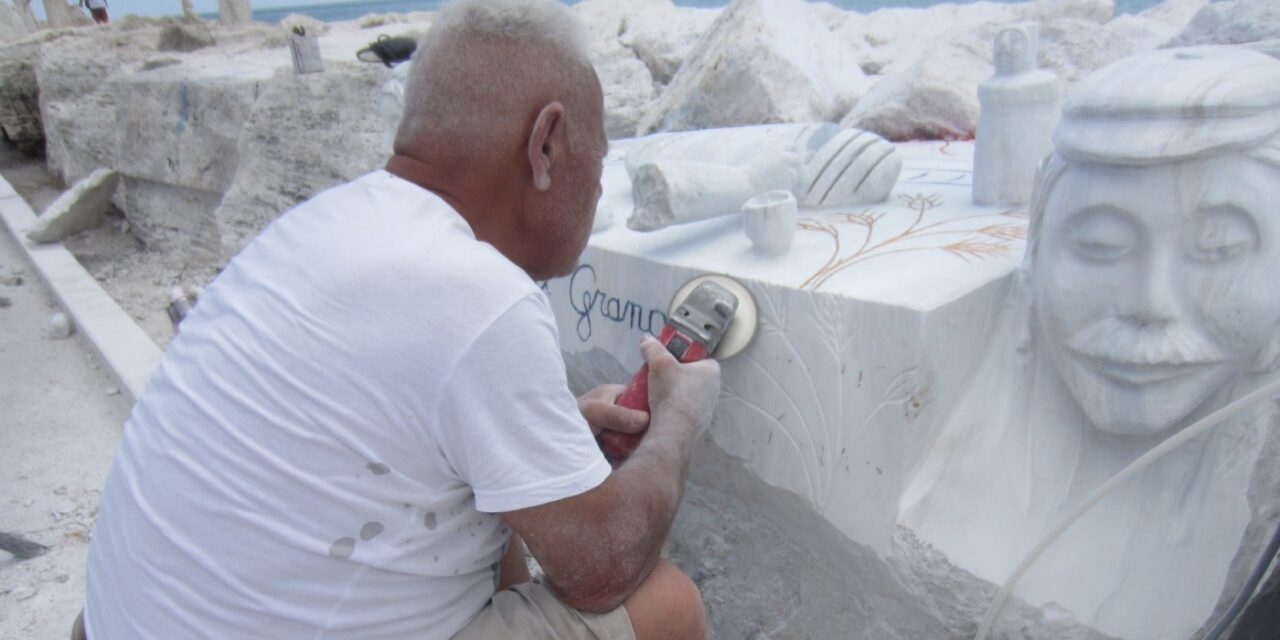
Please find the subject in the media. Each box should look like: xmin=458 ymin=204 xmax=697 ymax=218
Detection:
xmin=798 ymin=193 xmax=1027 ymax=290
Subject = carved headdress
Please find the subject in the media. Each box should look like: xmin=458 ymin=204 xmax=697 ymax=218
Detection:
xmin=1053 ymin=46 xmax=1280 ymax=165
xmin=1027 ymin=47 xmax=1280 ymax=259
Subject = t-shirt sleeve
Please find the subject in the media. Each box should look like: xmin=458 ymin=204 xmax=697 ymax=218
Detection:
xmin=434 ymin=292 xmax=612 ymax=513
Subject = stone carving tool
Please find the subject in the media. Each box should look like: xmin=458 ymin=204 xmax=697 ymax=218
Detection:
xmin=597 ymin=275 xmax=758 ymax=462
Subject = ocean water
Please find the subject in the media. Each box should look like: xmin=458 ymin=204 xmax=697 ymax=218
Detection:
xmin=252 ymin=0 xmax=1164 ymax=24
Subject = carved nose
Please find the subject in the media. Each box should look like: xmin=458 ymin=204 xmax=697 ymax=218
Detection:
xmin=1123 ymin=251 xmax=1184 ymax=324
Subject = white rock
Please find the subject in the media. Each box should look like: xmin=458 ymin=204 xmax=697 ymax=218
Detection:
xmin=0 ymin=42 xmax=44 ymax=154
xmin=637 ymin=0 xmax=868 ymax=136
xmin=281 ymin=13 xmax=329 ymax=37
xmin=214 ymin=63 xmax=387 ymax=262
xmin=1166 ymin=0 xmax=1280 ymax=47
xmin=0 ymin=2 xmax=29 ymax=44
xmin=1137 ymin=0 xmax=1210 ymax=28
xmin=49 ymin=311 xmax=73 ymax=339
xmin=741 ymin=190 xmax=797 ymax=256
xmin=575 ymin=0 xmax=659 ymax=138
xmin=26 ymin=169 xmax=119 ymax=244
xmin=617 ymin=4 xmax=720 ymax=86
xmin=829 ymin=0 xmax=1114 ymax=77
xmin=1037 ymin=17 xmax=1164 ymax=85
xmin=157 ymin=21 xmax=217 ymax=53
xmin=840 ymin=30 xmax=990 ymax=141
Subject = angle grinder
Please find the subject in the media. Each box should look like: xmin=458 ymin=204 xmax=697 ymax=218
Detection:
xmin=596 ymin=275 xmax=759 ymax=462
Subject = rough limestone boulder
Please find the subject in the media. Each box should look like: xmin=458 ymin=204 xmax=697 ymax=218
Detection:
xmin=1038 ymin=17 xmax=1173 ymax=84
xmin=110 ymin=63 xmax=261 ymax=260
xmin=0 ymin=2 xmax=29 ymax=43
xmin=840 ymin=29 xmax=990 ymax=141
xmin=574 ymin=0 xmax=659 ymax=138
xmin=1137 ymin=0 xmax=1210 ymax=28
xmin=829 ymin=0 xmax=1114 ymax=76
xmin=26 ymin=169 xmax=119 ymax=244
xmin=844 ymin=8 xmax=1176 ymax=142
xmin=1166 ymin=0 xmax=1280 ymax=47
xmin=158 ymin=21 xmax=217 ymax=52
xmin=0 ymin=42 xmax=43 ymax=153
xmin=214 ymin=63 xmax=387 ymax=262
xmin=638 ymin=0 xmax=868 ymax=136
xmin=616 ymin=2 xmax=720 ymax=85
xmin=36 ymin=30 xmax=157 ymax=183
xmin=281 ymin=13 xmax=329 ymax=36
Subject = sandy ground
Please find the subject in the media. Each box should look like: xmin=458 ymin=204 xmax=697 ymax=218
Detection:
xmin=0 ymin=153 xmax=132 ymax=639
xmin=0 ymin=144 xmax=201 ymax=350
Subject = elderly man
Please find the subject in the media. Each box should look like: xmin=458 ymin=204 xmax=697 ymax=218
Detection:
xmin=81 ymin=1 xmax=716 ymax=638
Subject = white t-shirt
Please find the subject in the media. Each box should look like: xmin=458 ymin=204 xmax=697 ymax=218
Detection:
xmin=86 ymin=0 xmax=106 ymax=9
xmin=85 ymin=171 xmax=611 ymax=639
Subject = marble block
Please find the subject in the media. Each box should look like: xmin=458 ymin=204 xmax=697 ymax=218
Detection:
xmin=552 ymin=139 xmax=1025 ymax=552
xmin=637 ymin=0 xmax=869 ymax=135
xmin=552 ymin=139 xmax=1040 ymax=636
xmin=553 ymin=47 xmax=1280 ymax=638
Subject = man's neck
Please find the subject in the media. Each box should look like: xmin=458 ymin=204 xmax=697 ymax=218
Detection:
xmin=386 ymin=153 xmax=528 ymax=268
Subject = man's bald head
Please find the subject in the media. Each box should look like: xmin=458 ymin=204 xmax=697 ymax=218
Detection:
xmin=394 ymin=0 xmax=601 ymax=162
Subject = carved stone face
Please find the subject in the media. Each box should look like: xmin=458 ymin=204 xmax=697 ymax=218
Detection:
xmin=993 ymin=28 xmax=1034 ymax=76
xmin=1034 ymin=155 xmax=1280 ymax=435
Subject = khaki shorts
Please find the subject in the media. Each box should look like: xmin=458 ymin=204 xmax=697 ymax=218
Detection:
xmin=453 ymin=581 xmax=636 ymax=640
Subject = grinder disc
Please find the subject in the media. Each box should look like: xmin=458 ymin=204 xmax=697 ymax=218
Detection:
xmin=668 ymin=275 xmax=759 ymax=360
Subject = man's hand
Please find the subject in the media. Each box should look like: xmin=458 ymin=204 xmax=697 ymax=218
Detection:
xmin=639 ymin=335 xmax=720 ymax=438
xmin=501 ymin=339 xmax=721 ymax=614
xmin=578 ymin=384 xmax=649 ymax=437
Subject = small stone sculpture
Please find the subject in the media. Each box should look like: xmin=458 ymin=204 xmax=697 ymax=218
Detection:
xmin=798 ymin=129 xmax=901 ymax=209
xmin=971 ymin=25 xmax=1059 ymax=207
xmin=622 ymin=123 xmax=901 ymax=232
xmin=628 ymin=154 xmax=800 ymax=232
xmin=741 ymin=190 xmax=797 ymax=256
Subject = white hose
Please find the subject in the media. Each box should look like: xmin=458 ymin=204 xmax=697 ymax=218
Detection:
xmin=974 ymin=376 xmax=1280 ymax=640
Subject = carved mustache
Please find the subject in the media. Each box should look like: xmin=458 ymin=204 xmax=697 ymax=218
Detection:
xmin=1065 ymin=317 xmax=1227 ymax=366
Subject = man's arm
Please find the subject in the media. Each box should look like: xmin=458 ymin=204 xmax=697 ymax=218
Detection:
xmin=500 ymin=336 xmax=719 ymax=612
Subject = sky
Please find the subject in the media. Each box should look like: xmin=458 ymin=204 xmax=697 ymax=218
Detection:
xmin=30 ymin=0 xmax=344 ymax=18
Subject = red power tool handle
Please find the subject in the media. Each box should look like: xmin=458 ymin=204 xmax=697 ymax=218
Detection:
xmin=597 ymin=324 xmax=709 ymax=462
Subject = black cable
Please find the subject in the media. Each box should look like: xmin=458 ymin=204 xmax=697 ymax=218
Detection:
xmin=1203 ymin=517 xmax=1280 ymax=640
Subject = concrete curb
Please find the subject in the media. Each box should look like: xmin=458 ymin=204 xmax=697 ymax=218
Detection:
xmin=0 ymin=174 xmax=160 ymax=402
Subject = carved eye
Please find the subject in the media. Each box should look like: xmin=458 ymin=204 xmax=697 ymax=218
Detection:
xmin=1064 ymin=207 xmax=1138 ymax=263
xmin=1187 ymin=206 xmax=1259 ymax=263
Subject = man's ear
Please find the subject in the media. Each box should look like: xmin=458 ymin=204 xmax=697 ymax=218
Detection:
xmin=528 ymin=101 xmax=566 ymax=193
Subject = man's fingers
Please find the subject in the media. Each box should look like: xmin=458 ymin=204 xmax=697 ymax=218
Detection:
xmin=584 ymin=383 xmax=626 ymax=404
xmin=583 ymin=402 xmax=650 ymax=435
xmin=639 ymin=335 xmax=676 ymax=370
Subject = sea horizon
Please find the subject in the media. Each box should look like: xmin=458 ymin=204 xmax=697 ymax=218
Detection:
xmin=246 ymin=0 xmax=1164 ymax=24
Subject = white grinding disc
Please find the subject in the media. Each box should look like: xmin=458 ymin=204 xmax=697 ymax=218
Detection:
xmin=668 ymin=275 xmax=758 ymax=360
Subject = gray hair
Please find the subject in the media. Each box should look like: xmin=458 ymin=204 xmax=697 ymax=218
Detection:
xmin=394 ymin=0 xmax=596 ymax=157
xmin=424 ymin=0 xmax=590 ymax=62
